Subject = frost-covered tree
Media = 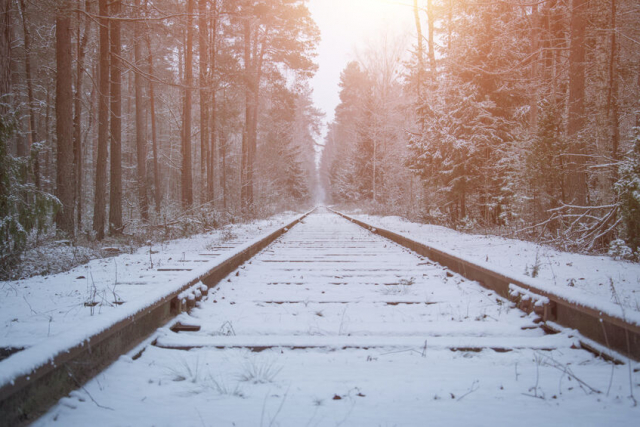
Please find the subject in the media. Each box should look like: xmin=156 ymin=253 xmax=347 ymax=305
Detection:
xmin=321 ymin=34 xmax=411 ymax=212
xmin=616 ymin=127 xmax=640 ymax=252
xmin=322 ymin=61 xmax=371 ymax=203
xmin=257 ymin=81 xmax=319 ymax=211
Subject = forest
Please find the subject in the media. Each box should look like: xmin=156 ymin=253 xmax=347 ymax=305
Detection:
xmin=1 ymin=0 xmax=640 ymax=279
xmin=0 ymin=0 xmax=322 ymax=278
xmin=321 ymin=0 xmax=640 ymax=256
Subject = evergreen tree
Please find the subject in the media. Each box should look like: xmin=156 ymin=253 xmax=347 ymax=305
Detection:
xmin=616 ymin=127 xmax=640 ymax=252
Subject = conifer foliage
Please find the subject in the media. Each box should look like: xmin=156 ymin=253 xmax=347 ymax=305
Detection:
xmin=0 ymin=0 xmax=320 ymax=268
xmin=321 ymin=0 xmax=640 ymax=253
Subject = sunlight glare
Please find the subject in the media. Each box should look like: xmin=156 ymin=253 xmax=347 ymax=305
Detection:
xmin=308 ymin=0 xmax=413 ymax=123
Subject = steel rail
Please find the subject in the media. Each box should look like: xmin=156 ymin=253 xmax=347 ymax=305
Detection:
xmin=0 ymin=209 xmax=315 ymax=427
xmin=330 ymin=209 xmax=640 ymax=362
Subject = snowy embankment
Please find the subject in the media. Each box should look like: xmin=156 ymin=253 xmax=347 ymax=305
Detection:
xmin=348 ymin=213 xmax=640 ymax=321
xmin=0 ymin=212 xmax=302 ymax=388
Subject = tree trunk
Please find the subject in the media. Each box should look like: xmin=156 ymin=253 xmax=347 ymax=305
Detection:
xmin=93 ymin=0 xmax=109 ymax=240
xmin=146 ymin=32 xmax=161 ymax=214
xmin=248 ymin=78 xmax=258 ymax=212
xmin=208 ymin=0 xmax=218 ymax=204
xmin=109 ymin=0 xmax=123 ymax=234
xmin=181 ymin=0 xmax=194 ymax=209
xmin=529 ymin=6 xmax=540 ymax=133
xmin=412 ymin=0 xmax=424 ymax=101
xmin=447 ymin=0 xmax=453 ymax=54
xmin=427 ymin=0 xmax=436 ymax=80
xmin=198 ymin=0 xmax=209 ymax=203
xmin=246 ymin=38 xmax=265 ymax=214
xmin=566 ymin=0 xmax=588 ymax=205
xmin=55 ymin=14 xmax=75 ymax=235
xmin=1 ymin=0 xmax=10 ymax=212
xmin=241 ymin=20 xmax=252 ymax=213
xmin=637 ymin=60 xmax=640 ymax=128
xmin=210 ymin=89 xmax=217 ymax=204
xmin=0 ymin=0 xmax=9 ymax=116
xmin=606 ymin=0 xmax=619 ymax=167
xmin=134 ymin=0 xmax=148 ymax=222
xmin=219 ymin=127 xmax=226 ymax=210
xmin=44 ymin=89 xmax=52 ymax=194
xmin=17 ymin=0 xmax=38 ymax=185
xmin=74 ymin=0 xmax=89 ymax=229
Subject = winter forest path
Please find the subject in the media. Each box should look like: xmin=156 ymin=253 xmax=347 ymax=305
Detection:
xmin=34 ymin=209 xmax=638 ymax=426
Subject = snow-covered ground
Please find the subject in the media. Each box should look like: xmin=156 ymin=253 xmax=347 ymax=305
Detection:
xmin=0 ymin=212 xmax=302 ymax=386
xmin=32 ymin=211 xmax=640 ymax=426
xmin=348 ymin=213 xmax=640 ymax=317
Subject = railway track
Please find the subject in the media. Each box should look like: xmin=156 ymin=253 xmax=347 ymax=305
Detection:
xmin=28 ymin=209 xmax=639 ymax=426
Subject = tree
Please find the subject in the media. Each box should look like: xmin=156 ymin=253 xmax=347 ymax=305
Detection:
xmin=73 ymin=0 xmax=89 ymax=227
xmin=565 ymin=0 xmax=588 ymax=205
xmin=606 ymin=0 xmax=620 ymax=169
xmin=55 ymin=12 xmax=74 ymax=235
xmin=208 ymin=0 xmax=220 ymax=204
xmin=616 ymin=127 xmax=640 ymax=253
xmin=93 ymin=0 xmax=110 ymax=240
xmin=134 ymin=0 xmax=149 ymax=222
xmin=258 ymin=81 xmax=319 ymax=209
xmin=322 ymin=61 xmax=371 ymax=203
xmin=234 ymin=0 xmax=319 ymax=214
xmin=145 ymin=25 xmax=161 ymax=214
xmin=109 ymin=0 xmax=123 ymax=234
xmin=16 ymin=0 xmax=38 ymax=179
xmin=181 ymin=0 xmax=195 ymax=209
xmin=198 ymin=0 xmax=210 ymax=203
xmin=0 ymin=0 xmax=10 ymax=115
xmin=412 ymin=0 xmax=424 ymax=102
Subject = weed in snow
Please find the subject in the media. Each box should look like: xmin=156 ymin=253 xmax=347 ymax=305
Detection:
xmin=166 ymin=356 xmax=202 ymax=383
xmin=524 ymin=250 xmax=542 ymax=278
xmin=608 ymin=280 xmax=637 ymax=406
xmin=338 ymin=305 xmax=349 ymax=335
xmin=204 ymin=375 xmax=245 ymax=397
xmin=380 ymin=277 xmax=414 ymax=296
xmin=238 ymin=356 xmax=283 ymax=384
xmin=164 ymin=356 xmax=245 ymax=397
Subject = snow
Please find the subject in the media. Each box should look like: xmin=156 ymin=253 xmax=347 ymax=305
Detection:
xmin=0 ymin=212 xmax=303 ymax=389
xmin=31 ymin=210 xmax=639 ymax=426
xmin=509 ymin=283 xmax=551 ymax=307
xmin=348 ymin=213 xmax=640 ymax=321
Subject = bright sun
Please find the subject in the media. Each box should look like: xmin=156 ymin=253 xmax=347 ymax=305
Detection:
xmin=310 ymin=0 xmax=412 ymax=42
xmin=352 ymin=0 xmax=399 ymax=15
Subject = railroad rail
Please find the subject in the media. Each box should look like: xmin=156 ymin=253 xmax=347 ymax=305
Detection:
xmin=1 ymin=208 xmax=639 ymax=425
xmin=0 ymin=211 xmax=313 ymax=427
xmin=331 ymin=209 xmax=640 ymax=362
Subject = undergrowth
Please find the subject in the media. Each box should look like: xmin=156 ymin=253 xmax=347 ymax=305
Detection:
xmin=0 ymin=205 xmax=284 ymax=281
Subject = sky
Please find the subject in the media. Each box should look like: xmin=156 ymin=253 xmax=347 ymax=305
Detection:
xmin=307 ymin=0 xmax=414 ymax=138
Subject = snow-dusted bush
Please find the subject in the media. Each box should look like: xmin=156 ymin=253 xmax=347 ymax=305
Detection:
xmin=616 ymin=127 xmax=640 ymax=256
xmin=608 ymin=239 xmax=635 ymax=261
xmin=0 ymin=117 xmax=59 ymax=277
xmin=458 ymin=216 xmax=478 ymax=232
